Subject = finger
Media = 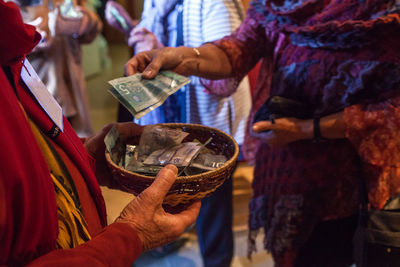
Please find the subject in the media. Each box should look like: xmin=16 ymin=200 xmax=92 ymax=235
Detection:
xmin=128 ymin=32 xmax=146 ymax=48
xmin=143 ymin=165 xmax=178 ymax=201
xmin=127 ymin=36 xmax=135 ymax=48
xmin=252 ymin=120 xmax=274 ymax=133
xmin=138 ymin=53 xmax=152 ymax=72
xmin=141 ymin=27 xmax=150 ymax=34
xmin=142 ymin=55 xmax=163 ymax=79
xmin=125 ymin=58 xmax=139 ymax=76
xmin=130 ymin=34 xmax=145 ymax=43
xmin=172 ymin=201 xmax=201 ymax=226
xmin=130 ymin=26 xmax=145 ymax=34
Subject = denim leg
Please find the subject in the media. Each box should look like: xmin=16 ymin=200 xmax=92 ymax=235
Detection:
xmin=196 ymin=177 xmax=234 ymax=267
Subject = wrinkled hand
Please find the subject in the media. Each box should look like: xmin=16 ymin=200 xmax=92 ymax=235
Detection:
xmin=128 ymin=27 xmax=164 ymax=52
xmin=115 ymin=165 xmax=201 ymax=251
xmin=125 ymin=46 xmax=196 ymax=78
xmin=84 ymin=122 xmax=144 ymax=189
xmin=252 ymin=117 xmax=313 ymax=147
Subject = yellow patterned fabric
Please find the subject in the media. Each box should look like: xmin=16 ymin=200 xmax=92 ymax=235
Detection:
xmin=27 ymin=118 xmax=91 ymax=249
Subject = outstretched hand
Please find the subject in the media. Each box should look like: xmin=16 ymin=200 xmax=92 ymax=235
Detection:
xmin=124 ymin=46 xmax=198 ymax=78
xmin=115 ymin=165 xmax=201 ymax=251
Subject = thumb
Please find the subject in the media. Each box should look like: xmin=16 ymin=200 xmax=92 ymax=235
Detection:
xmin=141 ymin=165 xmax=178 ymax=203
xmin=142 ymin=55 xmax=163 ymax=79
xmin=253 ymin=120 xmax=274 ymax=133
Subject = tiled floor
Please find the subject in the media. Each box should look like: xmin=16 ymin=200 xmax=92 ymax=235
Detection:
xmin=85 ymin=43 xmax=274 ymax=266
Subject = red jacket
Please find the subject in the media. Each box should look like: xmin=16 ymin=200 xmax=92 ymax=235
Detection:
xmin=0 ymin=1 xmax=142 ymax=265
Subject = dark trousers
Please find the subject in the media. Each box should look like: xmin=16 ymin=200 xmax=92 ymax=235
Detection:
xmin=294 ymin=215 xmax=357 ymax=267
xmin=196 ymin=177 xmax=233 ymax=267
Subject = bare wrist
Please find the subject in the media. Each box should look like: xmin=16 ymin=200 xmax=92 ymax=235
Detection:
xmin=300 ymin=119 xmax=314 ymax=140
xmin=179 ymin=46 xmax=201 ymax=75
xmin=319 ymin=112 xmax=346 ymax=139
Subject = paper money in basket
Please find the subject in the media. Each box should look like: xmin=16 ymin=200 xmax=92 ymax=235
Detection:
xmin=104 ymin=125 xmax=228 ymax=177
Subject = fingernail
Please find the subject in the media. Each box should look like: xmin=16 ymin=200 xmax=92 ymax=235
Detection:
xmin=143 ymin=70 xmax=152 ymax=77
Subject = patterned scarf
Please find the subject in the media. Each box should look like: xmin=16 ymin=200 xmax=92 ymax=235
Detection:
xmin=252 ymin=0 xmax=400 ymax=115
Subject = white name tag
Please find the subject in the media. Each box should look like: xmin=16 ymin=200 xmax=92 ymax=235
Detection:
xmin=20 ymin=58 xmax=64 ymax=132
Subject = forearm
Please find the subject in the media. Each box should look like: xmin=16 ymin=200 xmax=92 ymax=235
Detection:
xmin=297 ymin=112 xmax=346 ymax=141
xmin=178 ymin=43 xmax=233 ymax=79
xmin=320 ymin=112 xmax=346 ymax=139
xmin=26 ymin=223 xmax=142 ymax=267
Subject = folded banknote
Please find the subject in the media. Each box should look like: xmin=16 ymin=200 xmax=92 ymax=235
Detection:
xmin=108 ymin=71 xmax=190 ymax=119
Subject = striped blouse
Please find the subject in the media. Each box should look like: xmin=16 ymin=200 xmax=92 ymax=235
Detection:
xmin=136 ymin=0 xmax=251 ymax=145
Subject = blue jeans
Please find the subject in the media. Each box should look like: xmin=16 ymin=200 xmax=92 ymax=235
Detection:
xmin=196 ymin=177 xmax=233 ymax=267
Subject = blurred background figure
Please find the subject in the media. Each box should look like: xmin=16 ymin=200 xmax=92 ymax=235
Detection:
xmin=106 ymin=0 xmax=251 ymax=266
xmin=13 ymin=0 xmax=102 ymax=137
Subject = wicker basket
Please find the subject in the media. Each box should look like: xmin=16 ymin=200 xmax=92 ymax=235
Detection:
xmin=105 ymin=123 xmax=239 ymax=211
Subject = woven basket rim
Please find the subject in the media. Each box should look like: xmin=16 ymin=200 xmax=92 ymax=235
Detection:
xmin=105 ymin=123 xmax=239 ymax=182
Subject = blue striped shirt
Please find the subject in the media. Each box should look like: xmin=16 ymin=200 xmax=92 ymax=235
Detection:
xmin=137 ymin=0 xmax=251 ymax=145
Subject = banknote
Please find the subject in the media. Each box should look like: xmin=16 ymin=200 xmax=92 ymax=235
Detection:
xmin=184 ymin=154 xmax=227 ymax=176
xmin=191 ymin=154 xmax=227 ymax=171
xmin=178 ymin=137 xmax=212 ymax=176
xmin=104 ymin=125 xmax=125 ymax=165
xmin=104 ymin=125 xmax=119 ymax=153
xmin=124 ymin=144 xmax=137 ymax=169
xmin=143 ymin=142 xmax=202 ymax=167
xmin=108 ymin=71 xmax=190 ymax=119
xmin=137 ymin=125 xmax=189 ymax=159
xmin=126 ymin=165 xmax=163 ymax=176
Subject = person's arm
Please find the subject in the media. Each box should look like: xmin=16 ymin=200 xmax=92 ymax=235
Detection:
xmin=124 ymin=3 xmax=270 ymax=81
xmin=343 ymin=94 xmax=400 ymax=167
xmin=26 ymin=223 xmax=142 ymax=267
xmin=124 ymin=42 xmax=233 ymax=79
xmin=251 ymin=93 xmax=400 ymax=151
xmin=26 ymin=165 xmax=201 ymax=266
xmin=251 ymin=112 xmax=345 ymax=147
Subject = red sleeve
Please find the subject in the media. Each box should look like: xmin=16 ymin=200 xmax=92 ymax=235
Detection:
xmin=344 ymin=94 xmax=400 ymax=167
xmin=26 ymin=223 xmax=143 ymax=267
xmin=201 ymin=4 xmax=272 ymax=97
xmin=344 ymin=94 xmax=400 ymax=209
